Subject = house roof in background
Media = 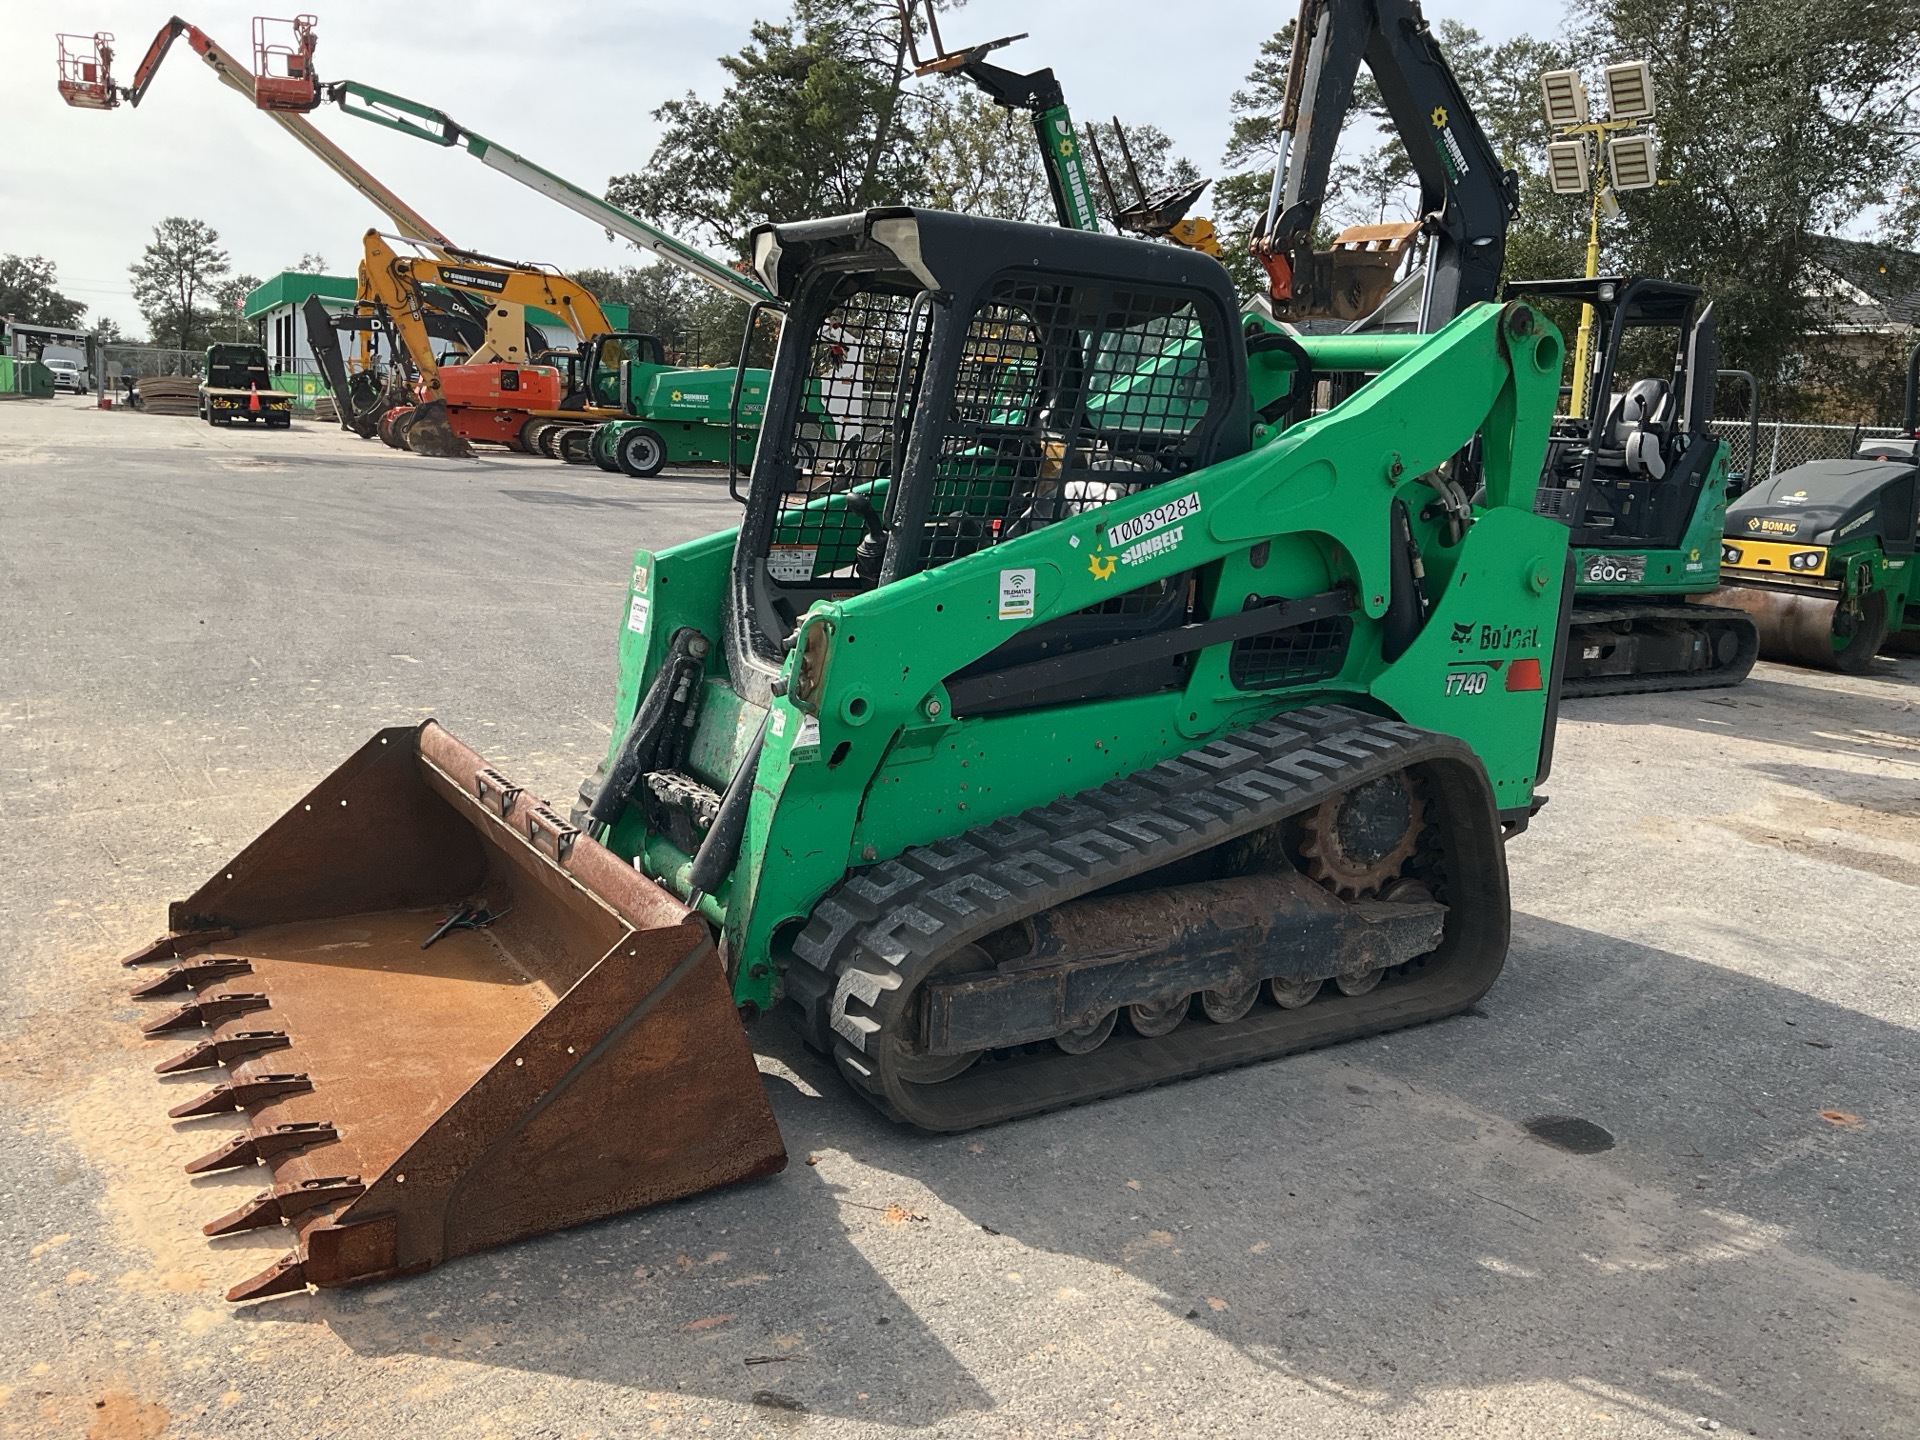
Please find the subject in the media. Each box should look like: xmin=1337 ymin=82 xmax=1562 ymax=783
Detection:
xmin=243 ymin=272 xmax=359 ymax=320
xmin=1807 ymin=235 xmax=1920 ymax=330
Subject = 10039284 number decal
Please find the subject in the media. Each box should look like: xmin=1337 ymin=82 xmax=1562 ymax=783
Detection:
xmin=1443 ymin=670 xmax=1488 ymax=696
xmin=1106 ymin=492 xmax=1200 ymax=548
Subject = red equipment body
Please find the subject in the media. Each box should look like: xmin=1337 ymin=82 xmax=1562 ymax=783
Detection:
xmin=439 ymin=363 xmax=567 ymax=447
xmin=56 ymin=33 xmax=117 ymax=108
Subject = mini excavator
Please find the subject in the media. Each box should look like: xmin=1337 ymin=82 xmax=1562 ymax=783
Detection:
xmin=1253 ymin=0 xmax=1755 ymax=695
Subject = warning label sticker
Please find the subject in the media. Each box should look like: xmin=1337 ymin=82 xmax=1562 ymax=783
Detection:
xmin=626 ymin=594 xmax=650 ymax=635
xmin=768 ymin=546 xmax=818 ymax=583
xmin=999 ymin=568 xmax=1036 ymax=620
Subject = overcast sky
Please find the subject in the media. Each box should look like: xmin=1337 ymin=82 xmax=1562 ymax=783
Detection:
xmin=2 ymin=0 xmax=1559 ymax=335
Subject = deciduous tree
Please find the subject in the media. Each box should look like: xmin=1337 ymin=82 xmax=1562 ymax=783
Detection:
xmin=128 ymin=218 xmax=229 ymax=351
xmin=0 ymin=254 xmax=87 ymax=328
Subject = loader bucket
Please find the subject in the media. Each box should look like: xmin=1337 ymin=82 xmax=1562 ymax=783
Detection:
xmin=120 ymin=722 xmax=785 ymax=1303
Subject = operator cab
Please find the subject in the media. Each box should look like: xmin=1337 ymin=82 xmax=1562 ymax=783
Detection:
xmin=729 ymin=207 xmax=1250 ymax=708
xmin=1505 ymin=276 xmax=1718 ymax=550
xmin=570 ymin=332 xmax=666 ymax=411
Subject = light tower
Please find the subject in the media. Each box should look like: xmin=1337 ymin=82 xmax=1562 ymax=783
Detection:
xmin=1539 ymin=60 xmax=1660 ymax=416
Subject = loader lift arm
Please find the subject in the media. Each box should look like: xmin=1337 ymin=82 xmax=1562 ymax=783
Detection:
xmin=1255 ymin=0 xmax=1518 ymax=330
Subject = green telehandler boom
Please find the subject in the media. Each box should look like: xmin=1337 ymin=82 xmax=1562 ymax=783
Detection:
xmin=121 ymin=203 xmax=1572 ymax=1304
xmin=319 ymin=77 xmax=777 ymax=475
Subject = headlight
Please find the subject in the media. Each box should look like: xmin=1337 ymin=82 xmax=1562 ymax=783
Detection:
xmin=1721 ymin=544 xmax=1741 ymax=564
xmin=1789 ymin=550 xmax=1825 ymax=571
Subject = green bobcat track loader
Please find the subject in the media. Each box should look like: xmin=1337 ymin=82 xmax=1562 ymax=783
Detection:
xmin=120 ymin=208 xmax=1571 ymax=1303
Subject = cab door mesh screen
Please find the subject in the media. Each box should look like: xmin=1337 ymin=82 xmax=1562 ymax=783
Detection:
xmin=770 ymin=283 xmax=929 ymax=586
xmin=916 ymin=277 xmax=1217 ymax=570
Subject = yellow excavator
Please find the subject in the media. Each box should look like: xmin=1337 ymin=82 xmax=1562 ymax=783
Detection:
xmin=335 ymin=232 xmax=660 ymax=456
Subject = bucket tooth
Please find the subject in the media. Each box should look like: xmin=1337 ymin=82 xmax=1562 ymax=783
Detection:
xmin=226 ymin=1252 xmax=310 ymax=1304
xmin=205 ymin=1175 xmax=365 ymax=1236
xmin=186 ymin=1120 xmax=339 ymax=1175
xmin=142 ymin=992 xmax=273 ymax=1035
xmin=168 ymin=1071 xmax=312 ymax=1118
xmin=154 ymin=1039 xmax=221 ymax=1074
xmin=155 ymin=1029 xmax=291 ymax=1075
xmin=203 ymin=1190 xmax=285 ymax=1236
xmin=130 ymin=956 xmax=252 ymax=999
xmin=119 ymin=928 xmax=236 ymax=968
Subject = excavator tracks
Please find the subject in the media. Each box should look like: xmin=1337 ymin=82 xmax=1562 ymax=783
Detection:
xmin=786 ymin=706 xmax=1510 ymax=1131
xmin=1561 ymin=602 xmax=1759 ymax=699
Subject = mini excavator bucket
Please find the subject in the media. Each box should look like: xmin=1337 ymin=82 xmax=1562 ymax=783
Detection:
xmin=120 ymin=723 xmax=785 ymax=1303
xmin=1266 ymin=221 xmax=1423 ymax=323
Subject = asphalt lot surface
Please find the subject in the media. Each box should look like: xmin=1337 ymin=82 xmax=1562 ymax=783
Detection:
xmin=2 ymin=395 xmax=1916 ymax=1439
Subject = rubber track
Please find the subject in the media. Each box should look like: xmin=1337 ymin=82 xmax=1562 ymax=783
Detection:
xmin=787 ymin=704 xmax=1508 ymax=1131
xmin=1561 ymin=602 xmax=1760 ymax=700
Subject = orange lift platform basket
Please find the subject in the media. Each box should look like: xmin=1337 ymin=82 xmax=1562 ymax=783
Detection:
xmin=250 ymin=14 xmax=323 ymax=112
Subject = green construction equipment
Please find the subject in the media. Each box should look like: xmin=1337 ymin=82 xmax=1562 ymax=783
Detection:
xmin=1258 ymin=0 xmax=1755 ymax=696
xmin=900 ymin=2 xmax=1219 ymax=253
xmin=1506 ymin=277 xmax=1758 ymax=695
xmin=122 ymin=203 xmax=1572 ymax=1303
xmin=1711 ymin=344 xmax=1920 ymax=671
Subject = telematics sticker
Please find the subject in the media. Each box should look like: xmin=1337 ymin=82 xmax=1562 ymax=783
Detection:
xmin=768 ymin=546 xmax=818 ymax=582
xmin=999 ymin=568 xmax=1036 ymax=619
xmin=1106 ymin=492 xmax=1200 ymax=548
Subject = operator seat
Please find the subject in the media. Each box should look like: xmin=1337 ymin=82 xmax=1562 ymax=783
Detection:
xmin=1604 ymin=378 xmax=1672 ymax=480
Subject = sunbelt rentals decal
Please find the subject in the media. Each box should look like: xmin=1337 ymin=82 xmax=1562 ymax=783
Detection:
xmin=1089 ymin=492 xmax=1201 ymax=580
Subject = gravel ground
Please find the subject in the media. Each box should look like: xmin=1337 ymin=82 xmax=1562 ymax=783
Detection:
xmin=2 ymin=395 xmax=1916 ymax=1439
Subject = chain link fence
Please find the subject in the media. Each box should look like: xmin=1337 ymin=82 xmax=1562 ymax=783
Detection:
xmin=1707 ymin=419 xmax=1905 ymax=485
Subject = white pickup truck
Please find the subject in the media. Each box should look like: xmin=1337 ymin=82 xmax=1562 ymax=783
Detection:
xmin=42 ymin=349 xmax=90 ymax=394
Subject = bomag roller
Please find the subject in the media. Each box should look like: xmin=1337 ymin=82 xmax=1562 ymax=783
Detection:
xmin=1711 ymin=346 xmax=1920 ymax=672
xmin=121 ymin=209 xmax=1573 ymax=1302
